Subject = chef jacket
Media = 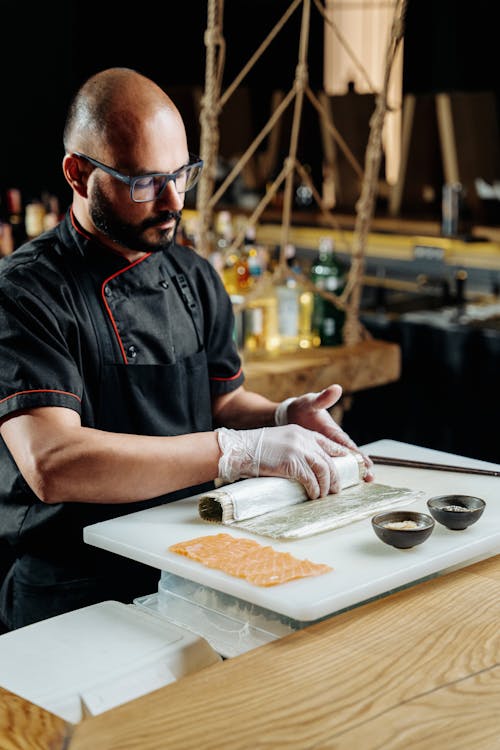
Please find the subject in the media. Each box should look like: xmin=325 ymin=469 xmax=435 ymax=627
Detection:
xmin=0 ymin=209 xmax=244 ymax=627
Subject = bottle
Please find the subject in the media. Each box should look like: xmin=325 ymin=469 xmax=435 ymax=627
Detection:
xmin=276 ymin=244 xmax=300 ymax=352
xmin=5 ymin=188 xmax=26 ymax=249
xmin=243 ymin=225 xmax=267 ymax=284
xmin=0 ymin=192 xmax=14 ymax=256
xmin=25 ymin=200 xmax=46 ymax=239
xmin=42 ymin=192 xmax=60 ymax=231
xmin=297 ymin=278 xmax=316 ymax=349
xmin=217 ymin=211 xmax=250 ymax=295
xmin=243 ymin=274 xmax=280 ymax=357
xmin=0 ymin=221 xmax=14 ymax=256
xmin=441 ymin=182 xmax=462 ymax=237
xmin=310 ymin=236 xmax=346 ymax=346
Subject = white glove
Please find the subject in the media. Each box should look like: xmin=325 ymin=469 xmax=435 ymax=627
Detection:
xmin=216 ymin=424 xmax=349 ymax=499
xmin=274 ymin=384 xmax=374 ymax=481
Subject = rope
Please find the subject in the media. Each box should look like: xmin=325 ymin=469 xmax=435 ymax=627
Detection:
xmin=208 ymin=87 xmax=296 ymax=210
xmin=196 ymin=0 xmax=407 ymax=348
xmin=219 ymin=0 xmax=303 ymax=109
xmin=279 ymin=0 xmax=311 ymax=267
xmin=196 ymin=0 xmax=225 ymax=257
xmin=342 ymin=0 xmax=407 ymax=345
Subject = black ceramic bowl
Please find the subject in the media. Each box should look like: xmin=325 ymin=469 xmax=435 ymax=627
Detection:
xmin=371 ymin=510 xmax=435 ymax=549
xmin=427 ymin=495 xmax=486 ymax=530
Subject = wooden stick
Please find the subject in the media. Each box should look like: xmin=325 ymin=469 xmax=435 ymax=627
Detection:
xmin=369 ymin=455 xmax=500 ymax=477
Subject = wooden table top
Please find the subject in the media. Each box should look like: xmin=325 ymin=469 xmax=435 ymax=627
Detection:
xmin=3 ymin=553 xmax=498 ymax=749
xmin=243 ymin=339 xmax=401 ymax=403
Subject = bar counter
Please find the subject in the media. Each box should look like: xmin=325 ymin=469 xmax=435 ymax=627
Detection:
xmin=242 ymin=339 xmax=401 ymax=403
xmin=2 ymin=553 xmax=499 ymax=749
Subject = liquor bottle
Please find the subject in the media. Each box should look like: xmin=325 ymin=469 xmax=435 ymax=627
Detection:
xmin=42 ymin=192 xmax=60 ymax=231
xmin=276 ymin=245 xmax=317 ymax=352
xmin=297 ymin=278 xmax=316 ymax=349
xmin=0 ymin=221 xmax=14 ymax=256
xmin=310 ymin=237 xmax=346 ymax=346
xmin=243 ymin=225 xmax=267 ymax=284
xmin=216 ymin=211 xmax=250 ymax=295
xmin=5 ymin=188 xmax=26 ymax=249
xmin=275 ymin=244 xmax=299 ymax=352
xmin=243 ymin=274 xmax=280 ymax=357
xmin=25 ymin=200 xmax=46 ymax=239
xmin=0 ymin=192 xmax=14 ymax=256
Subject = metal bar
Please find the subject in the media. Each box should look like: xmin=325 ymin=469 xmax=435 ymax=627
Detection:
xmin=369 ymin=455 xmax=500 ymax=477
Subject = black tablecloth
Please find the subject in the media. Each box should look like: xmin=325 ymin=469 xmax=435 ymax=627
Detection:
xmin=342 ymin=308 xmax=500 ymax=464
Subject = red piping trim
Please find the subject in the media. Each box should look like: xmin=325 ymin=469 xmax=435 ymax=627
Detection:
xmin=101 ymin=256 xmax=152 ymax=363
xmin=71 ymin=210 xmax=238 ymax=371
xmin=210 ymin=368 xmax=243 ymax=382
xmin=70 ymin=207 xmax=93 ymax=240
xmin=0 ymin=388 xmax=81 ymax=405
xmin=70 ymin=208 xmax=153 ymax=364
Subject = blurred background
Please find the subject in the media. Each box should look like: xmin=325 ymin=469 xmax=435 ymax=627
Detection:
xmin=1 ymin=0 xmax=499 ymax=221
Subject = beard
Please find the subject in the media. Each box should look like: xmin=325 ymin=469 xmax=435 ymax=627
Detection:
xmin=89 ymin=181 xmax=182 ymax=254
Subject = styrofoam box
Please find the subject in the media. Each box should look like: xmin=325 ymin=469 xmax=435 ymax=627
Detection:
xmin=134 ymin=571 xmax=319 ymax=658
xmin=0 ymin=600 xmax=221 ymax=723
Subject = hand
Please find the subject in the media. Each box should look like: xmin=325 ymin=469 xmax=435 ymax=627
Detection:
xmin=277 ymin=384 xmax=375 ymax=481
xmin=216 ymin=424 xmax=350 ymax=499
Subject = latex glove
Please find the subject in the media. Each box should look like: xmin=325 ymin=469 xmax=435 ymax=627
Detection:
xmin=274 ymin=384 xmax=374 ymax=481
xmin=216 ymin=424 xmax=350 ymax=499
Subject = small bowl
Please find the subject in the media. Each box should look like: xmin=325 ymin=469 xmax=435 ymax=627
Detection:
xmin=427 ymin=495 xmax=486 ymax=530
xmin=372 ymin=510 xmax=435 ymax=549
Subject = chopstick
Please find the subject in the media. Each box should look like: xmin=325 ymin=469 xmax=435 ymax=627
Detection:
xmin=368 ymin=455 xmax=500 ymax=477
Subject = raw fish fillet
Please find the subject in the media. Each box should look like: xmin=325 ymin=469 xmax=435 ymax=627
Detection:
xmin=168 ymin=533 xmax=332 ymax=587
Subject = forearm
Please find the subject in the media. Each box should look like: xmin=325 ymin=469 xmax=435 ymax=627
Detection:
xmin=212 ymin=386 xmax=278 ymax=429
xmin=1 ymin=411 xmax=221 ymax=504
xmin=43 ymin=429 xmax=221 ymax=504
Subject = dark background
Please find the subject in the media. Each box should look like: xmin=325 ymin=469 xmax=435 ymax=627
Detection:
xmin=1 ymin=0 xmax=498 ymax=211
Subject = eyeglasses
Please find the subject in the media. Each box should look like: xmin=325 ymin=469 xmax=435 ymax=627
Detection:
xmin=73 ymin=152 xmax=204 ymax=203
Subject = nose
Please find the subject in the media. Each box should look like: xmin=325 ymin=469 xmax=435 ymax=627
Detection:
xmin=155 ymin=179 xmax=183 ymax=211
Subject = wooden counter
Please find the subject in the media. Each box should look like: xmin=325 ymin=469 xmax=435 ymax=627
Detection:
xmin=4 ymin=554 xmax=499 ymax=749
xmin=243 ymin=339 xmax=401 ymax=404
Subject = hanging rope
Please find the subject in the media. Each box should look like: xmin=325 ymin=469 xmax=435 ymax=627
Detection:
xmin=196 ymin=0 xmax=225 ymax=258
xmin=195 ymin=0 xmax=408 ymax=347
xmin=342 ymin=0 xmax=407 ymax=345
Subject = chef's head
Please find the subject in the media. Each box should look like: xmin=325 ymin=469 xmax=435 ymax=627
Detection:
xmin=62 ymin=67 xmax=203 ymax=259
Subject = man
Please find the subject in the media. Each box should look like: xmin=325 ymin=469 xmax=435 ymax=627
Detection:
xmin=0 ymin=67 xmax=373 ymax=630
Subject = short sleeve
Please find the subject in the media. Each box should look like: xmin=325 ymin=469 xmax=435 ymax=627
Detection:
xmin=0 ymin=279 xmax=83 ymax=420
xmin=195 ymin=260 xmax=245 ymax=396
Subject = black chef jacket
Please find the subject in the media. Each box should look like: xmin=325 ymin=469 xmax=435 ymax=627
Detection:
xmin=0 ymin=209 xmax=244 ymax=628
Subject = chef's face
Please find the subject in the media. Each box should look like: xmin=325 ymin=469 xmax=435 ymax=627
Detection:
xmin=87 ymin=108 xmax=188 ymax=255
xmin=88 ymin=180 xmax=182 ymax=255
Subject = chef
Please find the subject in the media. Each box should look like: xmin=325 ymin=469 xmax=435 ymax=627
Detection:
xmin=0 ymin=67 xmax=373 ymax=631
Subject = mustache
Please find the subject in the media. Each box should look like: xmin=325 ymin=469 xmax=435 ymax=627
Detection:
xmin=143 ymin=211 xmax=181 ymax=230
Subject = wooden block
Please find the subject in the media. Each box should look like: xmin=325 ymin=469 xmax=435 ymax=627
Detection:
xmin=0 ymin=687 xmax=70 ymax=749
xmin=243 ymin=339 xmax=401 ymax=402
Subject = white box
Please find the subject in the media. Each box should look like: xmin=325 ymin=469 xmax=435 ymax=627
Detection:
xmin=0 ymin=599 xmax=221 ymax=723
xmin=135 ymin=571 xmax=315 ymax=658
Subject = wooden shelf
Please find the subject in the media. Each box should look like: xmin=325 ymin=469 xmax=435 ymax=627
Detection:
xmin=243 ymin=339 xmax=401 ymax=403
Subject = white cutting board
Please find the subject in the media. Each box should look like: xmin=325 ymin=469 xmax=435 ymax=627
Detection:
xmin=83 ymin=440 xmax=500 ymax=621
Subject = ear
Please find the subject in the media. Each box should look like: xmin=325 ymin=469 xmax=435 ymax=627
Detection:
xmin=62 ymin=154 xmax=90 ymax=198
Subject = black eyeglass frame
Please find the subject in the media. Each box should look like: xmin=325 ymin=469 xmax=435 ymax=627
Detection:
xmin=72 ymin=151 xmax=204 ymax=202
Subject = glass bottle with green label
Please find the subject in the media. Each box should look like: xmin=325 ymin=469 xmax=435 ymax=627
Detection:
xmin=310 ymin=237 xmax=346 ymax=346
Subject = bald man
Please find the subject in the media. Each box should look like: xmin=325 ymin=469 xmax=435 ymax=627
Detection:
xmin=0 ymin=68 xmax=372 ymax=629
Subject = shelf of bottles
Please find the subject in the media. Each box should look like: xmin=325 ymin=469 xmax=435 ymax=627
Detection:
xmin=181 ymin=210 xmax=348 ymax=359
xmin=0 ymin=188 xmax=61 ymax=256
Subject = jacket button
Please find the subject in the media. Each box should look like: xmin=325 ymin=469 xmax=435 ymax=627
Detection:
xmin=128 ymin=345 xmax=137 ymax=358
xmin=104 ymin=285 xmax=112 ymax=296
xmin=160 ymin=280 xmax=169 ymax=289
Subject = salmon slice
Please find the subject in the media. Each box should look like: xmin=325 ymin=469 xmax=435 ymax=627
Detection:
xmin=168 ymin=533 xmax=332 ymax=587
